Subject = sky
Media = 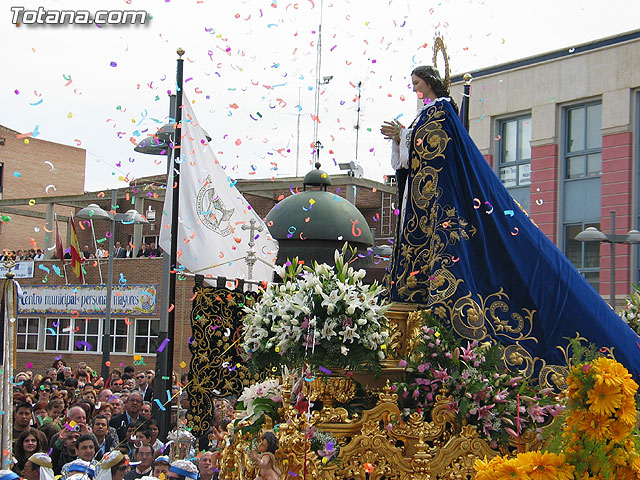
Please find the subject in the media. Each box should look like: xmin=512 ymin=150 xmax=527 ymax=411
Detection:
xmin=2 ymin=0 xmax=640 ymax=193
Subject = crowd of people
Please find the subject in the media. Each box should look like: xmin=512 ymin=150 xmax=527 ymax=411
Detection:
xmin=0 ymin=249 xmax=45 ymax=261
xmin=79 ymin=243 xmax=163 ymax=260
xmin=7 ymin=358 xmax=241 ymax=480
xmin=0 ymin=242 xmax=164 ymax=262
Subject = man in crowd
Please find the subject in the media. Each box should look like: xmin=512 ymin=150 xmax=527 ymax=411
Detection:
xmin=152 ymin=457 xmax=170 ymax=480
xmin=22 ymin=453 xmax=55 ymax=480
xmin=121 ymin=421 xmax=144 ymax=458
xmin=13 ymin=402 xmax=32 ymax=448
xmin=140 ymin=402 xmax=152 ymax=420
xmin=197 ymin=452 xmax=216 ymax=480
xmin=51 ymin=430 xmax=80 ymax=475
xmin=61 ymin=437 xmax=98 ymax=479
xmin=123 ymin=444 xmax=154 ymax=480
xmin=136 ymin=244 xmax=148 ymax=257
xmin=110 ymin=392 xmax=143 ymax=441
xmin=147 ymin=243 xmax=161 ymax=257
xmin=81 ymin=245 xmax=92 ymax=260
xmin=97 ymin=388 xmax=114 ymax=405
xmin=115 ymin=242 xmax=127 ymax=258
xmin=92 ymin=415 xmax=117 ymax=457
xmin=135 ymin=372 xmax=153 ymax=402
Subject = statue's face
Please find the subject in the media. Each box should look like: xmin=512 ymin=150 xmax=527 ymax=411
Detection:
xmin=258 ymin=438 xmax=269 ymax=453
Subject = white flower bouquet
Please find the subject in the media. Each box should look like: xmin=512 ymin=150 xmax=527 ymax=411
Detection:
xmin=235 ymin=378 xmax=283 ymax=436
xmin=241 ymin=244 xmax=391 ymax=373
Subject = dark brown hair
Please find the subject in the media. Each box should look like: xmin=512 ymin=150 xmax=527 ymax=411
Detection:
xmin=411 ymin=65 xmax=459 ymax=115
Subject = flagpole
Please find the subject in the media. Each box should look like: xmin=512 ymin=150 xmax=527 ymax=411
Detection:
xmin=158 ymin=47 xmax=184 ymax=441
xmin=90 ymin=220 xmax=104 ymax=283
xmin=0 ymin=263 xmax=17 ymax=468
xmin=55 ymin=214 xmax=69 ymax=285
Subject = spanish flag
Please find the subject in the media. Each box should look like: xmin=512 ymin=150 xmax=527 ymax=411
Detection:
xmin=69 ymin=213 xmax=84 ymax=282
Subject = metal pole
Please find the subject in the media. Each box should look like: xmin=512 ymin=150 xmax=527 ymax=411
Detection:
xmin=296 ymin=87 xmax=301 ymax=177
xmin=90 ymin=219 xmax=104 ymax=283
xmin=158 ymin=49 xmax=184 ymax=441
xmin=354 ymin=81 xmax=361 ymax=162
xmin=100 ymin=189 xmax=117 ymax=382
xmin=610 ymin=210 xmax=616 ymax=309
xmin=154 ymin=111 xmax=175 ymax=431
xmin=0 ymin=268 xmax=16 ymax=468
xmin=462 ymin=73 xmax=472 ymax=131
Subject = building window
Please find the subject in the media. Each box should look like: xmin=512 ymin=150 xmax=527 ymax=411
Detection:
xmin=73 ymin=318 xmax=100 ymax=352
xmin=134 ymin=318 xmax=159 ymax=354
xmin=565 ymin=223 xmax=600 ymax=291
xmin=498 ymin=116 xmax=531 ymax=211
xmin=566 ymin=103 xmax=602 ymax=179
xmin=45 ymin=318 xmax=71 ymax=351
xmin=17 ymin=317 xmax=39 ymax=351
xmin=107 ymin=318 xmax=129 ymax=353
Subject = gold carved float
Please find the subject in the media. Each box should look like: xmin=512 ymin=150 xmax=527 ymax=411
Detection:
xmin=218 ymin=303 xmax=547 ymax=480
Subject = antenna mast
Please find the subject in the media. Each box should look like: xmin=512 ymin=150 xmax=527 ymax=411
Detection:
xmin=312 ymin=0 xmax=324 ymax=165
xmin=354 ymin=80 xmax=362 ymax=162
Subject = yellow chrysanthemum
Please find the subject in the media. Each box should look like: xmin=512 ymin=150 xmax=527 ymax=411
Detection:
xmin=474 ymin=456 xmax=496 ymax=480
xmin=577 ymin=413 xmax=613 ymax=441
xmin=556 ymin=464 xmax=576 ymax=480
xmin=586 ymin=380 xmax=623 ymax=416
xmin=616 ymin=394 xmax=638 ymax=426
xmin=565 ymin=409 xmax=587 ymax=429
xmin=614 ymin=465 xmax=637 ymax=480
xmin=631 ymin=455 xmax=640 ymax=474
xmin=493 ymin=457 xmax=532 ymax=479
xmin=520 ymin=451 xmax=563 ymax=480
xmin=593 ymin=357 xmax=626 ymax=382
xmin=609 ymin=420 xmax=633 ymax=442
xmin=621 ymin=377 xmax=639 ymax=397
xmin=608 ymin=445 xmax=630 ymax=466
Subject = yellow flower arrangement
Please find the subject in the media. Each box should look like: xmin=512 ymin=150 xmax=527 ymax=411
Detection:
xmin=474 ymin=451 xmax=573 ymax=480
xmin=474 ymin=355 xmax=640 ymax=480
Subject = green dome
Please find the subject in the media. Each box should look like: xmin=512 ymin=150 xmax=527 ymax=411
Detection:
xmin=266 ymin=190 xmax=373 ymax=245
xmin=303 ymin=169 xmax=332 ymax=188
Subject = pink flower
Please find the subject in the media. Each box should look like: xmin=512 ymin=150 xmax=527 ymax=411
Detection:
xmin=504 ymin=427 xmax=518 ymax=438
xmin=505 ymin=376 xmax=522 ymax=387
xmin=398 ymin=359 xmax=408 ymax=368
xmin=493 ymin=389 xmax=508 ymax=403
xmin=433 ymin=367 xmax=451 ymax=382
xmin=527 ymin=404 xmax=547 ymax=423
xmin=482 ymin=421 xmax=497 ymax=436
xmin=460 ymin=342 xmax=476 ymax=362
xmin=475 ymin=404 xmax=495 ymax=420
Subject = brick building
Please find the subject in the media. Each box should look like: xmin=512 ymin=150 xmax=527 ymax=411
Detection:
xmin=0 ymin=124 xmax=86 ymax=251
xmin=8 ymin=173 xmax=398 ymax=375
xmin=450 ymin=29 xmax=640 ymax=306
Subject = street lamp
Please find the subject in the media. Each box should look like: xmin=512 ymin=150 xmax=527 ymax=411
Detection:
xmin=575 ymin=210 xmax=640 ymax=308
xmin=76 ymin=190 xmax=148 ymax=381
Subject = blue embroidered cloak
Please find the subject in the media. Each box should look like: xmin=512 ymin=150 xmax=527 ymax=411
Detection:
xmin=384 ymin=98 xmax=640 ymax=386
